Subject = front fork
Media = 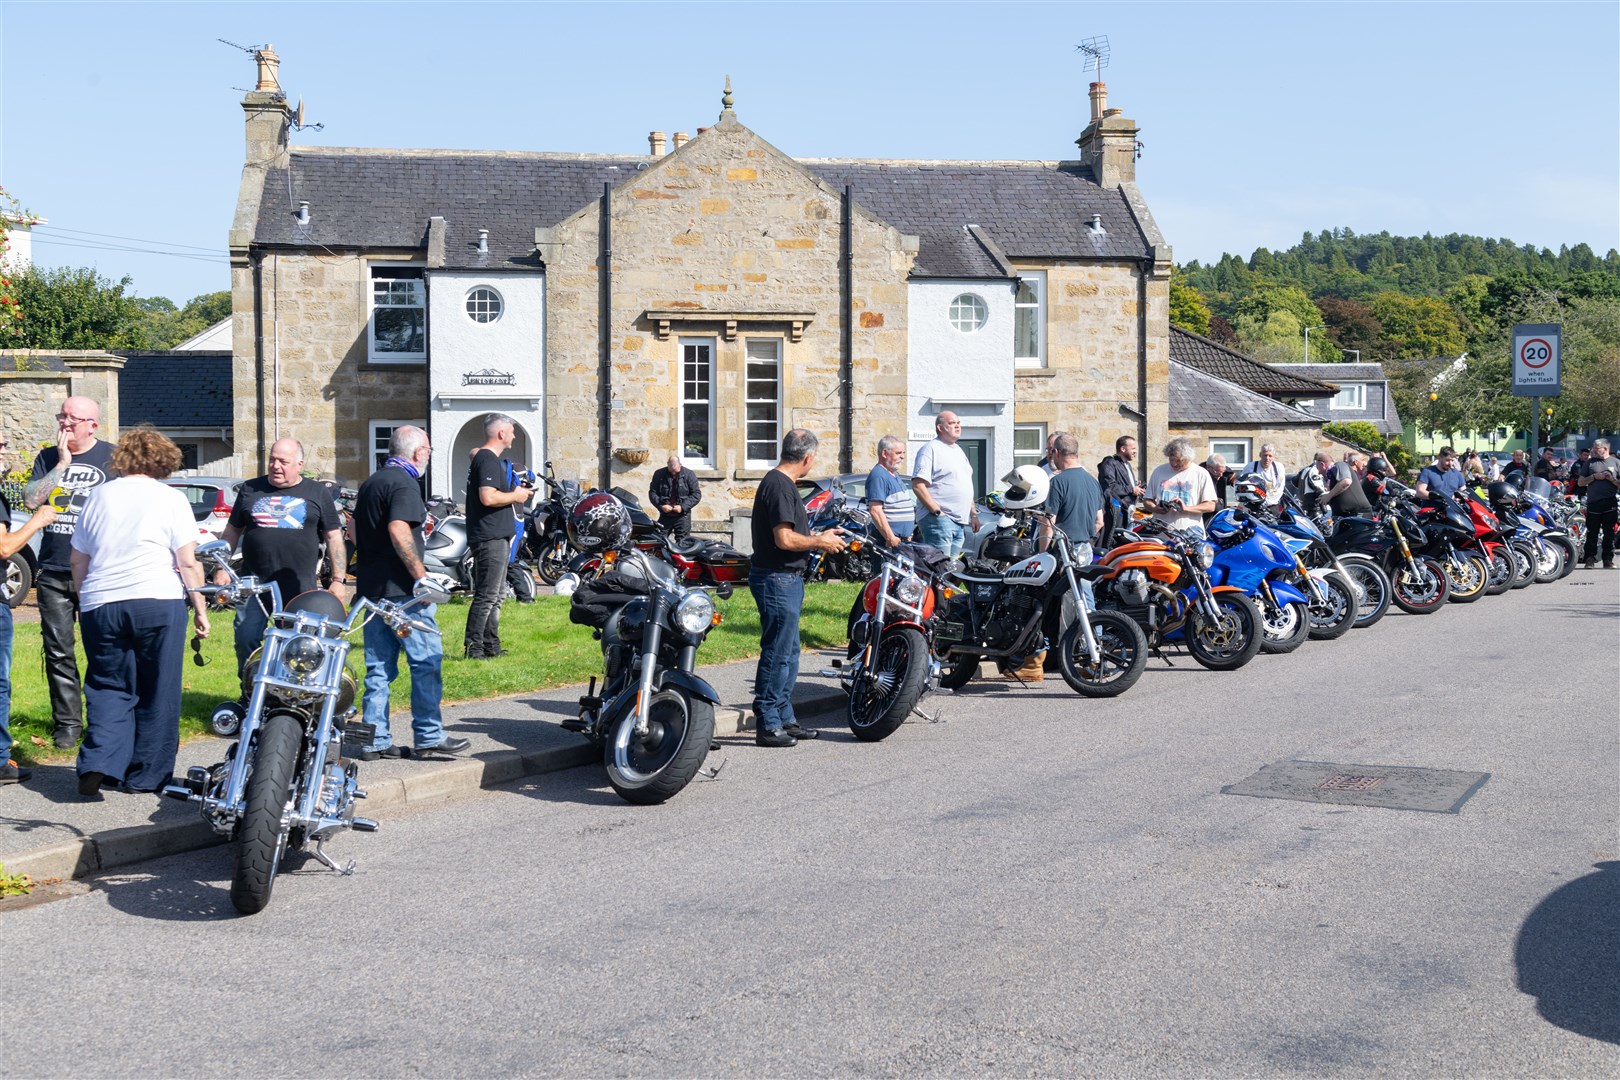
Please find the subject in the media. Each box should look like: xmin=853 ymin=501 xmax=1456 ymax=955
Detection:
xmin=632 ymin=595 xmax=668 ymax=738
xmin=1061 ymin=559 xmax=1100 ymax=664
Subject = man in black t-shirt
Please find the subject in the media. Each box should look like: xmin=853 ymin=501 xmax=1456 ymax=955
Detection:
xmin=351 ymin=426 xmax=467 ymax=760
xmin=748 ymin=429 xmax=845 ymax=748
xmin=24 ymin=395 xmax=118 ymax=749
xmin=1322 ymin=452 xmax=1372 ymax=518
xmin=463 ymin=413 xmax=532 ymax=660
xmin=218 ymin=438 xmax=344 ymax=675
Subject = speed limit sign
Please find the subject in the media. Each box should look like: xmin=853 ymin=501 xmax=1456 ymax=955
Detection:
xmin=1511 ymin=323 xmax=1561 ymax=397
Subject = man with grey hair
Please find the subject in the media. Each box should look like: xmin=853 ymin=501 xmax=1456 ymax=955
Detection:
xmin=1143 ymin=437 xmax=1217 ymax=535
xmin=912 ymin=410 xmax=980 ymax=559
xmin=865 ymin=434 xmax=912 ymax=547
xmin=749 ymin=429 xmax=846 ymax=747
xmin=1577 ymin=438 xmax=1617 ymax=568
xmin=464 ymin=413 xmax=532 ymax=660
xmin=649 ymin=452 xmax=702 ymax=541
xmin=1202 ymin=453 xmax=1235 ymax=510
xmin=352 ymin=425 xmax=468 ymax=759
xmin=1245 ymin=444 xmax=1286 ymax=506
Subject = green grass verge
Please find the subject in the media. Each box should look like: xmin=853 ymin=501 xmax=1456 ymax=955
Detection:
xmin=6 ymin=581 xmax=860 ymax=765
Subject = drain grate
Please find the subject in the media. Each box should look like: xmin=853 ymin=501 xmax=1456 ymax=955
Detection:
xmin=1223 ymin=760 xmax=1489 ymax=813
xmin=1318 ymin=773 xmax=1384 ymax=791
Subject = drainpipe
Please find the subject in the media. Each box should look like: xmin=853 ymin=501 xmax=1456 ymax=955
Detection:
xmin=840 ymin=185 xmax=854 ymax=473
xmin=252 ymin=251 xmax=266 ymax=474
xmin=598 ymin=182 xmax=613 ymax=490
xmin=1137 ymin=262 xmax=1149 ymax=454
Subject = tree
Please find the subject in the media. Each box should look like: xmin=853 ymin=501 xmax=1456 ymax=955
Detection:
xmin=1316 ymin=295 xmax=1382 ymax=359
xmin=0 ymin=184 xmax=39 ymax=342
xmin=1367 ymin=291 xmax=1465 ymax=360
xmin=1168 ymin=271 xmax=1211 ymax=335
xmin=6 ymin=265 xmax=144 ymax=349
xmin=1231 ymin=285 xmax=1324 ymax=362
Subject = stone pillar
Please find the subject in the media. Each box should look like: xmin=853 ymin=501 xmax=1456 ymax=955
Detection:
xmin=59 ymin=351 xmax=126 ymax=437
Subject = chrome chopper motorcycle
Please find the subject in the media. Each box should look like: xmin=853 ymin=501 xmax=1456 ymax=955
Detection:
xmin=163 ymin=539 xmax=451 ymax=915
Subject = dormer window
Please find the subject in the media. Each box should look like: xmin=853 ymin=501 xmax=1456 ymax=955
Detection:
xmin=1330 ymin=383 xmax=1365 ymax=411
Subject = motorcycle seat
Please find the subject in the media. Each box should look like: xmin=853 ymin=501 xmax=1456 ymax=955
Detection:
xmin=1071 ymin=563 xmax=1110 ymax=581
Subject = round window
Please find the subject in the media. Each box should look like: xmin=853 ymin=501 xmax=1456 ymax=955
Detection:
xmin=949 ymin=293 xmax=988 ymax=333
xmin=466 ymin=286 xmax=503 ymax=324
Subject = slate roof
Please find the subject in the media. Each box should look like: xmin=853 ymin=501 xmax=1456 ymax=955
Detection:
xmin=1271 ymin=363 xmax=1392 ymax=383
xmin=1169 ymin=327 xmax=1339 ymax=398
xmin=1271 ymin=362 xmax=1403 ymax=436
xmin=117 ymin=350 xmax=233 ymax=428
xmin=254 ymin=146 xmax=1151 ymax=279
xmin=1170 ymin=361 xmax=1323 ymax=427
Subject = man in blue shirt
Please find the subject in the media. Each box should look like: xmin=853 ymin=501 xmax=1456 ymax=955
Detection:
xmin=1415 ymin=446 xmax=1465 ymax=499
xmin=864 ymin=435 xmax=913 ymax=547
xmin=1038 ymin=433 xmax=1104 ymax=609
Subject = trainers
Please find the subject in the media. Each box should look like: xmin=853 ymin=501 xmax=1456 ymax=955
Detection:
xmin=351 ymin=745 xmax=408 ymax=762
xmin=414 ymin=736 xmax=471 ymax=756
xmin=0 ymin=759 xmax=31 ymax=784
xmin=755 ymin=729 xmax=797 ymax=748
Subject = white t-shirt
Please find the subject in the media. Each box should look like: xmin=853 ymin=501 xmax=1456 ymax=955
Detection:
xmin=912 ymin=438 xmax=975 ymax=525
xmin=71 ymin=476 xmax=198 ymax=612
xmin=1246 ymin=459 xmax=1287 ymax=505
xmin=1146 ymin=461 xmax=1217 ymax=533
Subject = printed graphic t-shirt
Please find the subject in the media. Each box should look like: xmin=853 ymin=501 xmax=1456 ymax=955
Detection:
xmin=1146 ymin=461 xmax=1216 ymax=533
xmin=229 ymin=476 xmax=341 ymax=601
xmin=29 ymin=440 xmax=118 ymax=572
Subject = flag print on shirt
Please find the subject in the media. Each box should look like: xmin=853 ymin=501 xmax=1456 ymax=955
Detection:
xmin=251 ymin=496 xmax=310 ymax=530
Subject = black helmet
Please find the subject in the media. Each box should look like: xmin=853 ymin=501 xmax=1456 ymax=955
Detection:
xmin=1366 ymin=456 xmax=1391 ymax=478
xmin=567 ymin=491 xmax=631 ymax=551
xmin=1485 ymin=481 xmax=1519 ymax=507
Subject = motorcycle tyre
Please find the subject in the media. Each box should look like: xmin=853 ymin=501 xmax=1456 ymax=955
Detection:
xmin=1443 ymin=554 xmax=1489 ymax=604
xmin=1550 ymin=535 xmax=1579 ymax=580
xmin=605 ymin=689 xmax=714 ymax=805
xmin=1508 ymin=543 xmax=1536 ymax=590
xmin=1185 ymin=593 xmax=1264 ymax=672
xmin=1337 ymin=558 xmax=1391 ymax=629
xmin=847 ymin=626 xmax=929 ymax=742
xmin=230 ymin=712 xmax=301 ymax=916
xmin=1258 ymin=599 xmax=1311 ymax=655
xmin=1483 ymin=549 xmax=1515 ymax=595
xmin=937 ymin=654 xmax=978 ymax=690
xmin=536 ymin=540 xmax=572 ymax=586
xmin=1532 ymin=541 xmax=1565 ymax=584
xmin=1058 ymin=611 xmax=1147 ymax=698
xmin=1305 ymin=571 xmax=1357 ymax=641
xmin=507 ymin=562 xmax=537 ymax=603
xmin=1391 ymin=557 xmax=1450 ymax=614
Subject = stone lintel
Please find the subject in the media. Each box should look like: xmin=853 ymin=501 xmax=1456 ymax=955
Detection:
xmin=644 ymin=310 xmax=815 ymax=342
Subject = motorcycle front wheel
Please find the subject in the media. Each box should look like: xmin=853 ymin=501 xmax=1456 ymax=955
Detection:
xmin=1058 ymin=610 xmax=1147 ymax=697
xmin=1306 ymin=572 xmax=1357 ymax=640
xmin=1508 ymin=543 xmax=1536 ymax=590
xmin=605 ymin=688 xmax=715 ymax=805
xmin=1185 ymin=593 xmax=1264 ymax=671
xmin=1550 ymin=535 xmax=1579 ymax=580
xmin=1337 ymin=558 xmax=1391 ymax=629
xmin=1483 ymin=548 xmax=1515 ymax=595
xmin=231 ymin=712 xmax=301 ymax=915
xmin=1391 ymin=556 xmax=1450 ymax=613
xmin=1444 ymin=554 xmax=1489 ymax=603
xmin=536 ymin=539 xmax=572 ymax=585
xmin=1258 ymin=598 xmax=1311 ymax=654
xmin=847 ymin=626 xmax=929 ymax=742
xmin=1532 ymin=541 xmax=1565 ymax=583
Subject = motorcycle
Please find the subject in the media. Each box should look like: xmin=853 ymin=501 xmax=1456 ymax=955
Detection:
xmin=164 ymin=539 xmax=450 ymax=915
xmin=1204 ymin=506 xmax=1317 ymax=654
xmin=1257 ymin=489 xmax=1380 ymax=633
xmin=1454 ymin=488 xmax=1519 ymax=595
xmin=804 ymin=490 xmax=875 ymax=583
xmin=556 ymin=543 xmax=723 ymax=805
xmin=1409 ymin=486 xmax=1491 ymax=603
xmin=1518 ymin=478 xmax=1579 ymax=580
xmin=1324 ymin=491 xmax=1451 ymax=615
xmin=643 ymin=529 xmax=751 ymax=591
xmin=1092 ymin=520 xmax=1264 ymax=671
xmin=525 ymin=462 xmax=585 ymax=585
xmin=934 ymin=510 xmax=1150 ymax=693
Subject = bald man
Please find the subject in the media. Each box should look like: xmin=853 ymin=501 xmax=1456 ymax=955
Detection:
xmin=24 ymin=395 xmax=119 ymax=748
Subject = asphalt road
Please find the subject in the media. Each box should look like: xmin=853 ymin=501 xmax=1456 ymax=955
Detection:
xmin=5 ymin=571 xmax=1617 ymax=1077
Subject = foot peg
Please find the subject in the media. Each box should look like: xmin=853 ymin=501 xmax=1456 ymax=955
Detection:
xmin=817 ymin=668 xmax=841 ymax=678
xmin=561 ymin=716 xmax=590 ymax=733
xmin=350 ymin=817 xmax=379 ymax=832
xmin=160 ymin=783 xmax=195 ymax=803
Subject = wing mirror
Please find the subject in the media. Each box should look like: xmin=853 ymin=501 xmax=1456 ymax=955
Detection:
xmin=413 ymin=574 xmax=454 ymax=605
xmin=197 ymin=538 xmax=232 ymax=565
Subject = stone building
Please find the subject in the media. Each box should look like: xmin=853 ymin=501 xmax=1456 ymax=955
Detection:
xmin=228 ymin=49 xmax=1174 ymax=533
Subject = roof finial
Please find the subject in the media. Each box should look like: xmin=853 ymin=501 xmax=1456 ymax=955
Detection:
xmin=721 ymin=74 xmax=735 ymax=118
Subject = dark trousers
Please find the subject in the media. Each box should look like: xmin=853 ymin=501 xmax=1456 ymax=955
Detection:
xmin=748 ymin=569 xmax=804 ymax=733
xmin=35 ymin=570 xmax=83 ymax=733
xmin=660 ymin=511 xmax=692 ymax=540
xmin=464 ymin=536 xmax=510 ymax=657
xmin=1584 ymin=504 xmax=1618 ymax=565
xmin=78 ymin=597 xmax=186 ymax=791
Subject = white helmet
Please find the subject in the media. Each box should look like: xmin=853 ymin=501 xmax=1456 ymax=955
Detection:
xmin=999 ymin=465 xmax=1050 ymax=510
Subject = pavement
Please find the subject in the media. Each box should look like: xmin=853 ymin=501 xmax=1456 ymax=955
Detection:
xmin=0 ymin=650 xmax=848 ymax=882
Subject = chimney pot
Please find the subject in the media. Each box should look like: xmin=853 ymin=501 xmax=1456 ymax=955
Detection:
xmin=1089 ymin=80 xmax=1107 ymax=122
xmin=254 ymin=45 xmax=281 ymax=93
xmin=672 ymin=131 xmax=690 ymax=149
xmin=296 ymin=201 xmax=310 ymax=226
xmin=648 ymin=130 xmax=667 ymax=155
xmin=477 ymin=228 xmax=489 ymax=254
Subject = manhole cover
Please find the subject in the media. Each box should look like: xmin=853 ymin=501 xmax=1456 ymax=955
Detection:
xmin=1223 ymin=760 xmax=1489 ymax=813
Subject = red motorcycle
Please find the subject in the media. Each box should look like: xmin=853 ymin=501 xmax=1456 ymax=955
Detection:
xmin=1455 ymin=489 xmax=1517 ymax=595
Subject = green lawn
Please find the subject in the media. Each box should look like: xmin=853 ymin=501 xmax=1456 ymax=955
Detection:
xmin=5 ymin=582 xmax=860 ymax=765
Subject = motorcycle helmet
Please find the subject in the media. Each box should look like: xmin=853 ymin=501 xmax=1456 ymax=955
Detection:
xmin=567 ymin=491 xmax=631 ymax=551
xmin=1233 ymin=474 xmax=1268 ymax=506
xmin=1485 ymin=480 xmax=1519 ymax=507
xmin=999 ymin=465 xmax=1050 ymax=510
xmin=1366 ymin=456 xmax=1391 ymax=478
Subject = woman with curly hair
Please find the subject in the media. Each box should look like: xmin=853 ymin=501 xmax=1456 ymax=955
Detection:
xmin=69 ymin=427 xmax=210 ymax=798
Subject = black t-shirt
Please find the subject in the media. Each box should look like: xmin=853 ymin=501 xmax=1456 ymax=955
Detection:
xmin=228 ymin=476 xmax=340 ymax=601
xmin=29 ymin=440 xmax=118 ymax=572
xmin=750 ymin=469 xmax=809 ymax=573
xmin=1327 ymin=462 xmax=1371 ymax=516
xmin=354 ymin=466 xmax=426 ymax=600
xmin=465 ymin=448 xmax=517 ymax=545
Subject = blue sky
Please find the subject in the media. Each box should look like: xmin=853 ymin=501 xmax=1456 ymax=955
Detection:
xmin=3 ymin=0 xmax=1616 ymax=304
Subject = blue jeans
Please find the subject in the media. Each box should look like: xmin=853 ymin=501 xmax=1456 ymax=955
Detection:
xmin=79 ymin=598 xmax=187 ymax=791
xmin=361 ymin=603 xmax=446 ymax=750
xmin=0 ymin=603 xmax=13 ymax=762
xmin=748 ymin=570 xmax=804 ymax=733
xmin=1073 ymin=542 xmax=1095 ymax=611
xmin=234 ymin=594 xmax=271 ymax=685
xmin=916 ymin=512 xmax=967 ymax=559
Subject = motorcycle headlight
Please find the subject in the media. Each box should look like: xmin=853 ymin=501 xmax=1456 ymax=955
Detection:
xmin=1199 ymin=542 xmax=1216 ymax=568
xmin=673 ymin=590 xmax=716 ymax=637
xmin=282 ymin=634 xmax=324 ymax=678
xmin=892 ymin=573 xmax=926 ymax=607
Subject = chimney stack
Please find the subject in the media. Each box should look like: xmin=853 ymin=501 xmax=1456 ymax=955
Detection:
xmin=1076 ymin=83 xmax=1139 ymax=189
xmin=242 ymin=44 xmax=291 ymax=169
xmin=672 ymin=131 xmax=690 ymax=150
xmin=648 ymin=130 xmax=667 ymax=155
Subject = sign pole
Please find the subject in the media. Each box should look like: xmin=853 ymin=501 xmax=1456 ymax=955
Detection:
xmin=1530 ymin=395 xmax=1539 ymax=462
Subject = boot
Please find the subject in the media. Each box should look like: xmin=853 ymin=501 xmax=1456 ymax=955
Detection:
xmin=1006 ymin=650 xmax=1046 ymax=682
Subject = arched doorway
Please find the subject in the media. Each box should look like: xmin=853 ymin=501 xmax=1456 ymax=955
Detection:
xmin=447 ymin=417 xmax=533 ymax=507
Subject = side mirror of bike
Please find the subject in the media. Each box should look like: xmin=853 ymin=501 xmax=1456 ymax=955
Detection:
xmin=413 ymin=574 xmax=454 ymax=605
xmin=714 ymin=582 xmax=733 ymax=600
xmin=554 ymin=573 xmax=580 ymax=598
xmin=197 ymin=538 xmax=232 ymax=565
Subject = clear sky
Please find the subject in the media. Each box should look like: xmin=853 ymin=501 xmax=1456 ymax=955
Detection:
xmin=3 ymin=0 xmax=1616 ymax=304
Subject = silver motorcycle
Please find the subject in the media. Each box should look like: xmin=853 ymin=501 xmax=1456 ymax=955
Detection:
xmin=163 ymin=539 xmax=450 ymax=915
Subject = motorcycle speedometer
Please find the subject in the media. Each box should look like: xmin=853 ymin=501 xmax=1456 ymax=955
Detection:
xmin=673 ymin=590 xmax=716 ymax=637
xmin=283 ymin=634 xmax=325 ymax=678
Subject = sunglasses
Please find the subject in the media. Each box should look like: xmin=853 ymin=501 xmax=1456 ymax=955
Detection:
xmin=191 ymin=636 xmax=210 ymax=667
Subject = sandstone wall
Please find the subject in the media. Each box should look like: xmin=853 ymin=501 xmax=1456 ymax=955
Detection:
xmin=1168 ymin=423 xmax=1324 ymax=475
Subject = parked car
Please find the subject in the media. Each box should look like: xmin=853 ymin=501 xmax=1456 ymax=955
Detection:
xmin=163 ymin=476 xmax=245 ymax=537
xmin=798 ymin=473 xmax=1003 ymax=558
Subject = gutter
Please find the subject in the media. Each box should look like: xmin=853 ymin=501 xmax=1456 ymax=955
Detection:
xmin=598 ymin=183 xmax=613 ymax=490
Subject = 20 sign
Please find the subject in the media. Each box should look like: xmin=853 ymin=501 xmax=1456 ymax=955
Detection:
xmin=1511 ymin=323 xmax=1561 ymax=397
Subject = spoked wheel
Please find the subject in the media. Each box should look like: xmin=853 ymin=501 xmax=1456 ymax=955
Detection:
xmin=1532 ymin=541 xmax=1565 ymax=583
xmin=1305 ymin=572 xmax=1357 ymax=640
xmin=231 ymin=712 xmax=301 ymax=916
xmin=1338 ymin=559 xmax=1391 ymax=629
xmin=536 ymin=540 xmax=573 ymax=585
xmin=605 ymin=688 xmax=715 ymax=805
xmin=1391 ymin=557 xmax=1450 ymax=614
xmin=847 ymin=627 xmax=929 ymax=742
xmin=1509 ymin=543 xmax=1536 ymax=590
xmin=1058 ymin=610 xmax=1147 ymax=697
xmin=1185 ymin=593 xmax=1263 ymax=671
xmin=1443 ymin=554 xmax=1489 ymax=603
xmin=1483 ymin=549 xmax=1515 ymax=595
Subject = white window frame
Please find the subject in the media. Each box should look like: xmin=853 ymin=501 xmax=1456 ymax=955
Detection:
xmin=1330 ymin=383 xmax=1366 ymax=411
xmin=1013 ymin=423 xmax=1047 ymax=471
xmin=368 ymin=263 xmax=427 ymax=364
xmin=368 ymin=420 xmax=426 ymax=474
xmin=1013 ymin=271 xmax=1046 ymax=367
xmin=678 ymin=337 xmax=716 ymax=467
xmin=1210 ymin=438 xmax=1252 ymax=467
xmin=744 ymin=337 xmax=783 ymax=468
xmin=949 ymin=293 xmax=988 ymax=333
xmin=465 ymin=285 xmax=503 ymax=324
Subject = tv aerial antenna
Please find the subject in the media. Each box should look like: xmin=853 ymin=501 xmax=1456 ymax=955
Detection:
xmin=1076 ymin=36 xmax=1111 ymax=82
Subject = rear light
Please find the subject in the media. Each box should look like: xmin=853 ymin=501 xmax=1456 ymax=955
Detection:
xmin=806 ymin=489 xmax=831 ymax=514
xmin=211 ymin=489 xmax=232 ymax=517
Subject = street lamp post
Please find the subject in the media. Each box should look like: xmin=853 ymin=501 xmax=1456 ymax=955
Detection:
xmin=1304 ymin=324 xmax=1326 ymax=364
xmin=1429 ymin=391 xmax=1439 ymax=448
xmin=1341 ymin=348 xmax=1361 ymax=362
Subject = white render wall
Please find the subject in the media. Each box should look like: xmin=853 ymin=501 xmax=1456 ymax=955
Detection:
xmin=904 ymin=278 xmax=1017 ymax=490
xmin=426 ymin=270 xmax=546 ymax=503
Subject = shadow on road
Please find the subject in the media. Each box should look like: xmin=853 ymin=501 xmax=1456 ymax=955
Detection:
xmin=1514 ymin=860 xmax=1619 ymax=1045
xmin=95 ymin=868 xmax=238 ymax=923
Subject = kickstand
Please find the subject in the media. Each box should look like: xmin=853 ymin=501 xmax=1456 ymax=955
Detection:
xmin=697 ymin=755 xmax=728 ymax=781
xmin=912 ymin=703 xmax=945 ymax=724
xmin=1153 ymin=647 xmax=1175 ymax=667
xmin=310 ymin=839 xmax=355 ymax=876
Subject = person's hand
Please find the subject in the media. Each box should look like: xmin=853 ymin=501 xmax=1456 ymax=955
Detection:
xmin=192 ymin=609 xmax=211 ymax=639
xmin=211 ymin=569 xmax=230 ymax=587
xmin=1170 ymin=498 xmax=1185 ymax=511
xmin=817 ymin=527 xmax=846 ymax=553
xmin=1133 ymin=484 xmax=1145 ymax=497
xmin=886 ymin=533 xmax=900 ymax=548
xmin=55 ymin=422 xmax=74 ymax=466
xmin=30 ymin=504 xmax=57 ymax=528
xmin=327 ymin=581 xmax=346 ymax=600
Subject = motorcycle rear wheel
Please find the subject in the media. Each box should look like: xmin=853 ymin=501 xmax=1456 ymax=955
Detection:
xmin=1305 ymin=572 xmax=1357 ymax=640
xmin=1258 ymin=598 xmax=1311 ymax=654
xmin=1509 ymin=543 xmax=1536 ymax=590
xmin=1058 ymin=610 xmax=1147 ymax=697
xmin=605 ymin=689 xmax=715 ymax=805
xmin=1391 ymin=556 xmax=1450 ymax=614
xmin=1185 ymin=593 xmax=1264 ymax=672
xmin=1444 ymin=554 xmax=1489 ymax=603
xmin=1550 ymin=535 xmax=1579 ymax=580
xmin=506 ymin=562 xmax=537 ymax=603
xmin=937 ymin=654 xmax=978 ymax=690
xmin=1337 ymin=559 xmax=1391 ymax=629
xmin=231 ymin=712 xmax=301 ymax=916
xmin=847 ymin=626 xmax=929 ymax=742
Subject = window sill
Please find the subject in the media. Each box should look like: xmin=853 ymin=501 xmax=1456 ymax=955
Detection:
xmin=364 ymin=358 xmax=427 ymax=368
xmin=1015 ymin=367 xmax=1056 ymax=379
xmin=732 ymin=468 xmax=777 ymax=481
xmin=689 ymin=469 xmax=726 ymax=481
